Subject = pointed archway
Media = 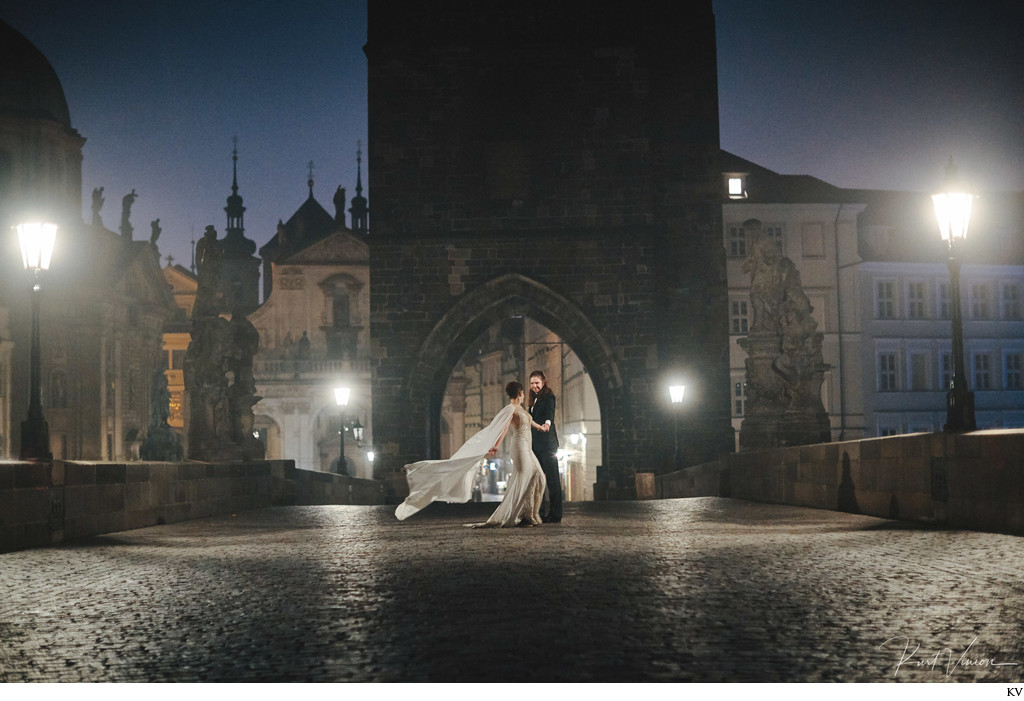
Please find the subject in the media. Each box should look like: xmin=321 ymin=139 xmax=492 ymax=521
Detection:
xmin=394 ymin=273 xmax=623 ymax=477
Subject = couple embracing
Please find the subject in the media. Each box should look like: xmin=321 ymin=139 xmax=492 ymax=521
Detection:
xmin=395 ymin=371 xmax=563 ymax=527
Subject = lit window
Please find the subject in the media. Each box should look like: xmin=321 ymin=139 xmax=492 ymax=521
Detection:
xmin=727 ymin=177 xmax=746 ymax=199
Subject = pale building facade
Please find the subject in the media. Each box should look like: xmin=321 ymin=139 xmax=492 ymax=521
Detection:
xmin=723 ymin=152 xmax=1024 ymax=447
xmin=250 ymin=185 xmax=373 ymax=476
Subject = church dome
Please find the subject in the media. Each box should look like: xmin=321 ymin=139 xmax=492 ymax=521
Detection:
xmin=0 ymin=20 xmax=72 ymax=127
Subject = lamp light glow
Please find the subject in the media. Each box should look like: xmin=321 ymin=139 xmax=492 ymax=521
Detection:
xmin=334 ymin=386 xmax=350 ymax=407
xmin=17 ymin=222 xmax=57 ymax=271
xmin=669 ymin=384 xmax=686 ymax=403
xmin=932 ymin=158 xmax=973 ymax=243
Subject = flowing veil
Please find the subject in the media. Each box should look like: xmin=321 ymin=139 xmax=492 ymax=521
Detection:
xmin=394 ymin=404 xmax=516 ymax=520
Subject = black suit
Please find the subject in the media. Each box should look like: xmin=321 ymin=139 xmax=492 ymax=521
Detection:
xmin=530 ymin=391 xmax=562 ymax=521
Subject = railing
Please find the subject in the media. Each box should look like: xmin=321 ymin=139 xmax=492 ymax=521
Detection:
xmin=253 ymin=357 xmax=371 ymax=378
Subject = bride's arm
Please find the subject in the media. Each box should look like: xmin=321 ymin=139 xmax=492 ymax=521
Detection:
xmin=487 ymin=418 xmax=512 ymax=456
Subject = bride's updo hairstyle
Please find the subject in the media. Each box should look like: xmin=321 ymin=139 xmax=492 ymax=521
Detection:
xmin=505 ymin=381 xmax=524 ymax=399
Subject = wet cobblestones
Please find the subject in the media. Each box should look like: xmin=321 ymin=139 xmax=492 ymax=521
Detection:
xmin=1 ymin=497 xmax=1023 ymax=682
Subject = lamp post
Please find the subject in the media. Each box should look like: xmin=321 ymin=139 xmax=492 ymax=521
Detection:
xmin=16 ymin=221 xmax=57 ymax=460
xmin=932 ymin=158 xmax=976 ymax=432
xmin=334 ymin=386 xmax=350 ymax=475
xmin=669 ymin=384 xmax=686 ymax=470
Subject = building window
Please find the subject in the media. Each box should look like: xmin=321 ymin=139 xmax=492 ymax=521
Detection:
xmin=938 ymin=283 xmax=950 ymax=319
xmin=971 ymin=283 xmax=991 ymax=319
xmin=764 ymin=225 xmax=784 ymax=254
xmin=907 ymin=282 xmax=926 ymax=319
xmin=727 ymin=225 xmax=747 ymax=257
xmin=941 ymin=352 xmax=952 ymax=390
xmin=974 ymin=353 xmax=992 ymax=390
xmin=876 ymin=281 xmax=895 ymax=319
xmin=878 ymin=424 xmax=900 ymax=437
xmin=332 ymin=288 xmax=351 ymax=328
xmin=733 ymin=381 xmax=747 ymax=417
xmin=727 ymin=176 xmax=746 ymax=199
xmin=801 ymin=223 xmax=825 ymax=258
xmin=878 ymin=352 xmax=898 ymax=391
xmin=730 ymin=300 xmax=749 ymax=334
xmin=909 ymin=352 xmax=929 ymax=391
xmin=1004 ymin=352 xmax=1022 ymax=390
xmin=1001 ymin=282 xmax=1022 ymax=320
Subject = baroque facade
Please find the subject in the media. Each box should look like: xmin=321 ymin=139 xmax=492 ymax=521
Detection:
xmin=249 ymin=176 xmax=373 ymax=476
xmin=0 ymin=20 xmax=174 ymax=460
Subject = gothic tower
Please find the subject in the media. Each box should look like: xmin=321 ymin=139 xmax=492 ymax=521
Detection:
xmin=218 ymin=143 xmax=260 ymax=314
xmin=349 ymin=143 xmax=369 ymax=237
xmin=367 ymin=0 xmax=732 ymax=496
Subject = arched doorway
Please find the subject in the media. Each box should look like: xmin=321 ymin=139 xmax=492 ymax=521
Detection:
xmin=441 ymin=315 xmax=602 ymax=502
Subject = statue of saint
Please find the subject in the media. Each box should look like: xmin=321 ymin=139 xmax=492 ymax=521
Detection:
xmin=150 ymin=218 xmax=162 ymax=246
xmin=91 ymin=187 xmax=105 ymax=227
xmin=120 ymin=189 xmax=138 ymax=239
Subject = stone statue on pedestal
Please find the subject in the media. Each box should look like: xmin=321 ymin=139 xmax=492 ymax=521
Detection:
xmin=141 ymin=367 xmax=184 ymax=461
xmin=120 ymin=189 xmax=137 ymax=239
xmin=184 ymin=225 xmax=264 ymax=461
xmin=738 ymin=220 xmax=831 ymax=451
xmin=91 ymin=187 xmax=105 ymax=227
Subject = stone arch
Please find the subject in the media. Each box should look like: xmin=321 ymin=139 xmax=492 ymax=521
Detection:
xmin=406 ymin=273 xmax=624 ymax=463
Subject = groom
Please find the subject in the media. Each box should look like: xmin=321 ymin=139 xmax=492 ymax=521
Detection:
xmin=529 ymin=370 xmax=561 ymax=523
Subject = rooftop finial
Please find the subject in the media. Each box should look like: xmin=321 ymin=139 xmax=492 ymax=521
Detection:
xmin=232 ymin=136 xmax=239 ymax=194
xmin=307 ymin=160 xmax=315 ymax=196
xmin=356 ymin=140 xmax=363 ymax=197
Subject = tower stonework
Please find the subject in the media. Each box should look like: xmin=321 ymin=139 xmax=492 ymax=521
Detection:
xmin=367 ymin=0 xmax=732 ymax=496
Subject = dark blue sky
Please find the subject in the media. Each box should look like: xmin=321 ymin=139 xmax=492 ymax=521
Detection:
xmin=4 ymin=0 xmax=1022 ymax=275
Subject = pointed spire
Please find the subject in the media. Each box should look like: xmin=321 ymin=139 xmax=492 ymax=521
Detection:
xmin=307 ymin=160 xmax=315 ymax=198
xmin=225 ymin=138 xmax=245 ymax=238
xmin=355 ymin=141 xmax=364 ymax=198
xmin=349 ymin=141 xmax=369 ymax=237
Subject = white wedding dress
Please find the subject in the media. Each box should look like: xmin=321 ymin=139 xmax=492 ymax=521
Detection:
xmin=395 ymin=404 xmax=546 ymax=527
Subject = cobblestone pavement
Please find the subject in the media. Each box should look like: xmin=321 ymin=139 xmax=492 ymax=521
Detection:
xmin=2 ymin=497 xmax=1023 ymax=683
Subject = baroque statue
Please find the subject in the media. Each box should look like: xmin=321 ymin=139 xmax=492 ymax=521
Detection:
xmin=184 ymin=225 xmax=264 ymax=461
xmin=738 ymin=219 xmax=831 ymax=450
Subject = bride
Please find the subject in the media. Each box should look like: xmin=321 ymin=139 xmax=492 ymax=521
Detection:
xmin=395 ymin=381 xmax=548 ymax=527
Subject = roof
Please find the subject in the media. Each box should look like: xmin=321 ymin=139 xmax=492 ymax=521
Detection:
xmin=259 ymin=193 xmax=341 ymax=263
xmin=0 ymin=20 xmax=72 ymax=127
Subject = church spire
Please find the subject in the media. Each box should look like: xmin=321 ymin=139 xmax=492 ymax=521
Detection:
xmin=349 ymin=141 xmax=369 ymax=237
xmin=225 ymin=137 xmax=245 ymax=238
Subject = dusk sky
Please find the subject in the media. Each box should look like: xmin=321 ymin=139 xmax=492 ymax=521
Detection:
xmin=4 ymin=0 xmax=1022 ymax=277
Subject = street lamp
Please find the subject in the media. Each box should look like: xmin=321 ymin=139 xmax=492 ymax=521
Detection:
xmin=334 ymin=386 xmax=350 ymax=475
xmin=16 ymin=221 xmax=57 ymax=460
xmin=669 ymin=384 xmax=686 ymax=470
xmin=932 ymin=158 xmax=976 ymax=432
